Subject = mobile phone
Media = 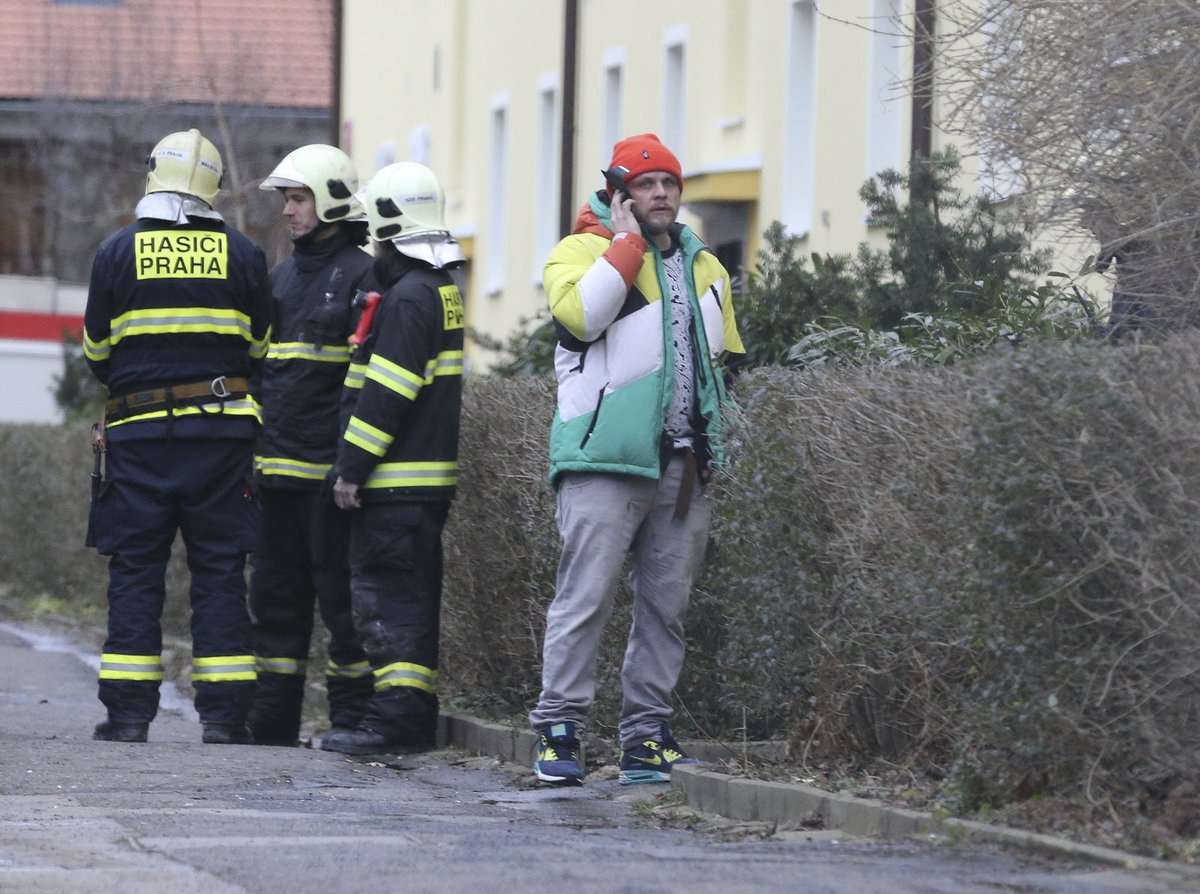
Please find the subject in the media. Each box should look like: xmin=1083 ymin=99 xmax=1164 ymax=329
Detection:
xmin=603 ymin=165 xmax=630 ymax=195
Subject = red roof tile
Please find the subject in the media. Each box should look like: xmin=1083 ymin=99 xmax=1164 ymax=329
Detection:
xmin=0 ymin=0 xmax=333 ymax=109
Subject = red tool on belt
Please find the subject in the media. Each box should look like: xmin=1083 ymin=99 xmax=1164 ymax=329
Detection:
xmin=350 ymin=290 xmax=382 ymax=346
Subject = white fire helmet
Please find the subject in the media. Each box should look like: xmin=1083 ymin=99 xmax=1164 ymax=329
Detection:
xmin=258 ymin=144 xmax=364 ymax=223
xmin=145 ymin=129 xmax=223 ymax=207
xmin=364 ymin=162 xmax=447 ymax=242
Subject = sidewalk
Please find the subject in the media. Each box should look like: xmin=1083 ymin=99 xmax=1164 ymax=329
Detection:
xmin=4 ymin=619 xmax=1197 ymax=892
xmin=440 ymin=713 xmax=1200 ymax=888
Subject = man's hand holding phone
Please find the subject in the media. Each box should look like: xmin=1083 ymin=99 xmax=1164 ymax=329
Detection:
xmin=603 ymin=166 xmax=642 ymax=239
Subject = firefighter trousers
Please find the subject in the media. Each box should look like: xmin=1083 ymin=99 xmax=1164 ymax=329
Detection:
xmin=248 ymin=487 xmax=371 ymax=741
xmin=93 ymin=437 xmax=259 ymax=726
xmin=349 ymin=500 xmax=449 ymax=744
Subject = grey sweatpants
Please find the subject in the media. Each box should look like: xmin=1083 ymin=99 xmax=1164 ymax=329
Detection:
xmin=529 ymin=454 xmax=712 ymax=749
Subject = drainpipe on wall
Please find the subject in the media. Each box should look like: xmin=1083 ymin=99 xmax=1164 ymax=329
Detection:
xmin=910 ymin=0 xmax=936 ymax=205
xmin=332 ymin=0 xmax=344 ymax=147
xmin=558 ymin=0 xmax=580 ymax=239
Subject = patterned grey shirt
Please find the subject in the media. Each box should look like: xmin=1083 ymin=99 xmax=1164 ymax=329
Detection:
xmin=661 ymin=245 xmax=695 ymax=449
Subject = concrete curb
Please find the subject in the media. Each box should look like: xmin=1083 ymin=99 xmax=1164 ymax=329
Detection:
xmin=441 ymin=712 xmax=1200 ymax=885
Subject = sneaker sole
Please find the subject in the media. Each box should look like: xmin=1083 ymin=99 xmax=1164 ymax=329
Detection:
xmin=535 ymin=768 xmax=584 ymax=786
xmin=618 ymin=769 xmax=671 ymax=785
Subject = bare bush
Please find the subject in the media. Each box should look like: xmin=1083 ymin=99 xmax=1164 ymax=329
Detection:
xmin=937 ymin=1 xmax=1200 ymax=330
xmin=5 ymin=338 xmax=1200 ymax=832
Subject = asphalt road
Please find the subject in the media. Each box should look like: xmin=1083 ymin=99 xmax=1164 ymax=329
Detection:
xmin=0 ymin=623 xmax=1193 ymax=894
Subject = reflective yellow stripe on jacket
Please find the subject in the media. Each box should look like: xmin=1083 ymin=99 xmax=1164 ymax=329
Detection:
xmin=267 ymin=342 xmax=352 ymax=363
xmin=363 ymin=460 xmax=458 ymax=490
xmin=343 ymin=416 xmax=395 ymax=458
xmin=423 ymin=349 xmax=464 ymax=381
xmin=84 ymin=306 xmax=269 ymax=362
xmin=255 ymin=456 xmax=332 ymax=481
xmin=365 ymin=354 xmax=424 ymax=400
xmin=344 ymin=361 xmax=367 ymax=391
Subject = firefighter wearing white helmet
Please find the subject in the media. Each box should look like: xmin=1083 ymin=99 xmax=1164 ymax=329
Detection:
xmin=323 ymin=161 xmax=465 ymax=755
xmin=363 ymin=161 xmax=464 ymax=268
xmin=258 ymin=144 xmax=364 ymax=224
xmin=246 ymin=144 xmax=376 ymax=746
xmin=83 ymin=128 xmax=271 ymax=746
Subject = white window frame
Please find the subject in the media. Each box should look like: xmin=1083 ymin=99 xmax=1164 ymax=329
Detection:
xmin=661 ymin=24 xmax=688 ymax=163
xmin=865 ymin=0 xmax=905 ymax=182
xmin=782 ymin=0 xmax=818 ymax=238
xmin=533 ymin=71 xmax=560 ymax=283
xmin=601 ymin=46 xmax=626 ymax=167
xmin=486 ymin=92 xmax=509 ymax=297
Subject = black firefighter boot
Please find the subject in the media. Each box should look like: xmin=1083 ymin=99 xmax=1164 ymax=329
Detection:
xmin=94 ymin=719 xmax=150 ymax=742
xmin=320 ymin=694 xmax=436 ymax=755
xmin=202 ymin=722 xmax=253 ymax=745
xmin=247 ymin=673 xmax=306 ymax=746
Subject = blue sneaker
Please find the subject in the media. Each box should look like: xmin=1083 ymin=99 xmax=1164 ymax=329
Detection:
xmin=619 ymin=727 xmax=699 ymax=785
xmin=534 ymin=722 xmax=584 ymax=786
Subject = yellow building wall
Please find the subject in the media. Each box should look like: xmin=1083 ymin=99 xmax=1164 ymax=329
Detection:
xmin=340 ymin=1 xmax=1097 ymax=367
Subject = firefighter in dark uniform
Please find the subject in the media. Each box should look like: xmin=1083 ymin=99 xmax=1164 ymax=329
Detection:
xmin=83 ymin=129 xmax=271 ymax=745
xmin=247 ymin=144 xmax=375 ymax=746
xmin=322 ymin=161 xmax=465 ymax=755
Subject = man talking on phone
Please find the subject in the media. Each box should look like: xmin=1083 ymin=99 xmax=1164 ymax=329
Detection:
xmin=530 ymin=133 xmax=745 ymax=785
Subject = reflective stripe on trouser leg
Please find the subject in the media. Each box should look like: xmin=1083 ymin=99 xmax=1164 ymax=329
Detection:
xmin=98 ymin=653 xmax=164 ymax=724
xmin=620 ymin=452 xmax=712 ymax=749
xmin=349 ymin=501 xmax=448 ymax=741
xmin=177 ymin=438 xmax=258 ymax=726
xmin=312 ymin=500 xmax=370 ymax=729
xmin=95 ymin=439 xmax=178 ymax=724
xmin=528 ymin=471 xmax=649 ymax=734
xmin=248 ymin=488 xmax=318 ymax=738
xmin=325 ymin=658 xmax=373 ymax=731
xmin=249 ymin=663 xmax=307 ymax=741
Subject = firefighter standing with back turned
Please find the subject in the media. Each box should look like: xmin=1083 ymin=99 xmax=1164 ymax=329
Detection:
xmin=247 ymin=144 xmax=374 ymax=746
xmin=322 ymin=162 xmax=465 ymax=755
xmin=83 ymin=129 xmax=271 ymax=745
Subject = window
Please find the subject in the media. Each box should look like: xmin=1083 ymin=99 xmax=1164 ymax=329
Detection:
xmin=601 ymin=47 xmax=625 ymax=165
xmin=662 ymin=25 xmax=687 ymax=161
xmin=408 ymin=124 xmax=431 ymax=166
xmin=486 ymin=94 xmax=509 ymax=296
xmin=533 ymin=73 xmax=560 ymax=280
xmin=866 ymin=0 xmax=904 ymax=181
xmin=782 ymin=0 xmax=818 ymax=236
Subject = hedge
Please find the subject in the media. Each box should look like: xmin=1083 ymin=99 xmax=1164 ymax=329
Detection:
xmin=3 ymin=334 xmax=1197 ymax=817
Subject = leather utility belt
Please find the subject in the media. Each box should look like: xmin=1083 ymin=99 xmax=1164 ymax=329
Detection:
xmin=105 ymin=376 xmax=247 ymax=423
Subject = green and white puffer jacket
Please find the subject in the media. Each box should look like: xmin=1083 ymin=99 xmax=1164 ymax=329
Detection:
xmin=543 ymin=191 xmax=745 ymax=486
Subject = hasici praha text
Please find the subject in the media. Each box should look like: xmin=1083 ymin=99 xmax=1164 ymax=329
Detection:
xmin=135 ymin=231 xmax=228 ymax=280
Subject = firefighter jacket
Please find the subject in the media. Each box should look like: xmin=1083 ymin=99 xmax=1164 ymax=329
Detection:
xmin=83 ymin=208 xmax=271 ymax=442
xmin=334 ymin=249 xmax=464 ymax=502
xmin=543 ymin=191 xmax=744 ymax=486
xmin=255 ymin=226 xmax=374 ymax=489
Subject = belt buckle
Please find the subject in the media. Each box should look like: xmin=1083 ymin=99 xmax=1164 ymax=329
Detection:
xmin=210 ymin=376 xmax=232 ymax=398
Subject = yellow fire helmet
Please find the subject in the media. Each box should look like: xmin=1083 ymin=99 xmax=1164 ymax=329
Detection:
xmin=144 ymin=129 xmax=223 ymax=207
xmin=259 ymin=144 xmax=364 ymax=223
